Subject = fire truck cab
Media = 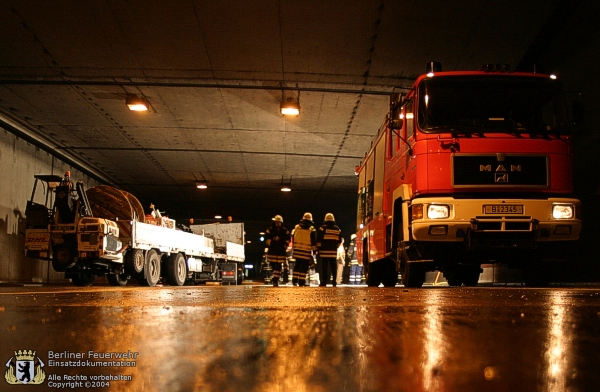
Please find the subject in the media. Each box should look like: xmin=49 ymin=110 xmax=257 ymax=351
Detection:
xmin=355 ymin=62 xmax=582 ymax=288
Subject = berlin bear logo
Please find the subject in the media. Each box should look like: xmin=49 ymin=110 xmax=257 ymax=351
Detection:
xmin=4 ymin=350 xmax=45 ymax=385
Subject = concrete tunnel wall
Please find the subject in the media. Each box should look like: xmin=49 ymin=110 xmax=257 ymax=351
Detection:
xmin=0 ymin=128 xmax=101 ymax=283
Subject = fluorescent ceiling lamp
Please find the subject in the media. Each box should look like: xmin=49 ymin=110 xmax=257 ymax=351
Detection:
xmin=280 ymin=185 xmax=292 ymax=192
xmin=196 ymin=181 xmax=207 ymax=189
xmin=280 ymin=99 xmax=300 ymax=116
xmin=126 ymin=94 xmax=149 ymax=111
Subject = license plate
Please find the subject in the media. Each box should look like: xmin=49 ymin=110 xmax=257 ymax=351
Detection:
xmin=484 ymin=205 xmax=523 ymax=214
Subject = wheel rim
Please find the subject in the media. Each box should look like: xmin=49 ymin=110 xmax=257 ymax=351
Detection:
xmin=53 ymin=245 xmax=76 ymax=271
xmin=149 ymin=258 xmax=158 ymax=279
xmin=177 ymin=257 xmax=186 ymax=282
xmin=133 ymin=251 xmax=144 ymax=273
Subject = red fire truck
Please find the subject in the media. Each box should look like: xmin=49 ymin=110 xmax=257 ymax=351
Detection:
xmin=355 ymin=62 xmax=582 ymax=288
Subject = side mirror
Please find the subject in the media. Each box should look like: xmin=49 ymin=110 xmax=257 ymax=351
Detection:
xmin=389 ymin=118 xmax=403 ymax=130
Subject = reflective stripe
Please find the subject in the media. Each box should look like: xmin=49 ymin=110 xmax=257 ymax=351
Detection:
xmin=267 ymin=255 xmax=287 ymax=263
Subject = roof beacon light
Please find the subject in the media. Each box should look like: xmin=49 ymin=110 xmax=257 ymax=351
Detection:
xmin=426 ymin=61 xmax=442 ymax=77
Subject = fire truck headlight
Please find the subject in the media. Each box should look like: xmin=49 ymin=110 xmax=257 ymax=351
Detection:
xmin=552 ymin=204 xmax=574 ymax=219
xmin=427 ymin=204 xmax=450 ymax=219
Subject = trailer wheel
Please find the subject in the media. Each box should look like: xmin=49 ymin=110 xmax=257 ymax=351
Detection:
xmin=125 ymin=249 xmax=145 ymax=275
xmin=138 ymin=250 xmax=161 ymax=287
xmin=72 ymin=273 xmax=95 ymax=287
xmin=107 ymin=273 xmax=128 ymax=286
xmin=52 ymin=242 xmax=78 ymax=272
xmin=166 ymin=253 xmax=187 ymax=286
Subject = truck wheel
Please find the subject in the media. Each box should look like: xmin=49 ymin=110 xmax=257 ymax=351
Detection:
xmin=72 ymin=273 xmax=95 ymax=287
xmin=462 ymin=266 xmax=481 ymax=287
xmin=107 ymin=273 xmax=128 ymax=286
xmin=366 ymin=261 xmax=381 ymax=287
xmin=399 ymin=243 xmax=425 ymax=288
xmin=381 ymin=258 xmax=398 ymax=287
xmin=52 ymin=243 xmax=77 ymax=272
xmin=403 ymin=262 xmax=425 ymax=288
xmin=166 ymin=253 xmax=187 ymax=286
xmin=138 ymin=250 xmax=161 ymax=287
xmin=445 ymin=268 xmax=464 ymax=287
xmin=125 ymin=249 xmax=144 ymax=276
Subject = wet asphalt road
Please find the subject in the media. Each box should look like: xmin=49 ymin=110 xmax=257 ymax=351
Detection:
xmin=1 ymin=283 xmax=600 ymax=392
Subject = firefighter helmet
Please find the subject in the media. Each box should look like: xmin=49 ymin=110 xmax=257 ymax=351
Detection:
xmin=302 ymin=212 xmax=313 ymax=221
xmin=273 ymin=215 xmax=284 ymax=223
xmin=324 ymin=213 xmax=335 ymax=222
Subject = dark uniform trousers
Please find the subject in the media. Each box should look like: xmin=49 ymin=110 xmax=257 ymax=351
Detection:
xmin=319 ymin=256 xmax=337 ymax=286
xmin=294 ymin=258 xmax=310 ymax=286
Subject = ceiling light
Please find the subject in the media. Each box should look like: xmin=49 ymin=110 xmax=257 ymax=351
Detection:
xmin=280 ymin=98 xmax=300 ymax=116
xmin=280 ymin=175 xmax=292 ymax=192
xmin=215 ymin=215 xmax=222 ymax=219
xmin=126 ymin=94 xmax=149 ymax=111
xmin=196 ymin=181 xmax=207 ymax=189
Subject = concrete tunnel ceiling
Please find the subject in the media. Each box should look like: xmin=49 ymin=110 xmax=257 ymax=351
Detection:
xmin=0 ymin=0 xmax=581 ymax=229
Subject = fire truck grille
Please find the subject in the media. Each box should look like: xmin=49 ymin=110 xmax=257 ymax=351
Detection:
xmin=452 ymin=155 xmax=548 ymax=187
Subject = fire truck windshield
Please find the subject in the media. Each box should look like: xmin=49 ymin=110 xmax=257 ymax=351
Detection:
xmin=417 ymin=75 xmax=569 ymax=136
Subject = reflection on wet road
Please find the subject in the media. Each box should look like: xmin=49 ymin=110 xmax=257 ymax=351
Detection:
xmin=1 ymin=285 xmax=599 ymax=391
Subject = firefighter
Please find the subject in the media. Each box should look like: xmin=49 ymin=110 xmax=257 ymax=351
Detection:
xmin=348 ymin=234 xmax=361 ymax=285
xmin=264 ymin=215 xmax=291 ymax=287
xmin=291 ymin=212 xmax=317 ymax=287
xmin=316 ymin=213 xmax=342 ymax=287
xmin=335 ymin=238 xmax=345 ymax=285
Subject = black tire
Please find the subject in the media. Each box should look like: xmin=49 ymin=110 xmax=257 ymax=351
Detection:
xmin=403 ymin=262 xmax=426 ymax=288
xmin=107 ymin=272 xmax=128 ymax=286
xmin=72 ymin=273 xmax=95 ymax=287
xmin=366 ymin=261 xmax=381 ymax=287
xmin=399 ymin=242 xmax=425 ymax=288
xmin=462 ymin=266 xmax=481 ymax=287
xmin=52 ymin=243 xmax=77 ymax=272
xmin=445 ymin=268 xmax=464 ymax=287
xmin=125 ymin=249 xmax=145 ymax=276
xmin=137 ymin=250 xmax=161 ymax=287
xmin=166 ymin=253 xmax=187 ymax=286
xmin=381 ymin=258 xmax=398 ymax=287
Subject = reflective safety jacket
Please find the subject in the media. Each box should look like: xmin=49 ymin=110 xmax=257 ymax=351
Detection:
xmin=316 ymin=221 xmax=342 ymax=259
xmin=292 ymin=220 xmax=317 ymax=261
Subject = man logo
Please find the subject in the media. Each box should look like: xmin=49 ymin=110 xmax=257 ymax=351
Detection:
xmin=4 ymin=350 xmax=45 ymax=385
